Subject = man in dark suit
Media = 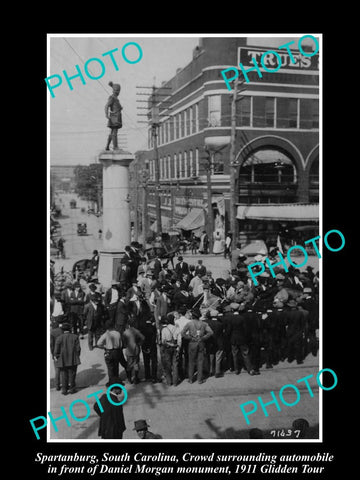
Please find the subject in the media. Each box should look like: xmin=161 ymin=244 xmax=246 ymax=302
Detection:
xmin=114 ymin=291 xmax=129 ymax=335
xmin=174 ymin=256 xmax=189 ymax=280
xmin=138 ymin=316 xmax=158 ymax=383
xmin=225 ymin=303 xmax=255 ymax=375
xmin=152 ymin=254 xmax=162 ymax=281
xmin=61 ymin=282 xmax=74 ymax=320
xmin=195 ymin=259 xmax=206 ymax=277
xmin=83 ymin=293 xmax=108 ymax=350
xmin=154 ymin=286 xmax=171 ymax=330
xmin=104 ymin=281 xmax=121 ymax=323
xmin=298 ymin=288 xmax=319 ymax=357
xmin=93 ymin=377 xmax=126 ymax=439
xmin=204 ymin=310 xmax=225 ymax=378
xmin=50 ymin=318 xmax=63 ymax=391
xmin=127 ymin=293 xmax=150 ymax=330
xmin=69 ymin=282 xmax=86 ymax=335
xmin=284 ymin=300 xmax=306 ymax=364
xmin=117 ymin=260 xmax=131 ymax=291
xmin=53 ymin=322 xmax=81 ymax=395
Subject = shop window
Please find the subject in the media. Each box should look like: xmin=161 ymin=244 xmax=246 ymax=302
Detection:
xmin=277 ymin=98 xmax=298 ymax=128
xmin=208 ymin=95 xmax=221 ymax=127
xmin=238 ymin=96 xmax=251 ymax=126
xmin=300 ymin=98 xmax=319 ymax=129
xmin=253 ymin=97 xmax=274 ymax=128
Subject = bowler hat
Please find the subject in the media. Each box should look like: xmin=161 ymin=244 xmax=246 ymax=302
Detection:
xmin=133 ymin=419 xmax=149 ymax=431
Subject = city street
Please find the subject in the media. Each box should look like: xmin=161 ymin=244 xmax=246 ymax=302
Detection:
xmin=49 ymin=193 xmax=321 ymax=441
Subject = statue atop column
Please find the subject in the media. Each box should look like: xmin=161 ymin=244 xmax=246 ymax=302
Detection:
xmin=105 ymin=81 xmax=123 ymax=151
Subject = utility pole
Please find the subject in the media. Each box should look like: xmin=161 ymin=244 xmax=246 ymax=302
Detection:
xmin=229 ymin=76 xmax=238 ymax=248
xmin=151 ymin=98 xmax=162 ymax=235
xmin=141 ymin=167 xmax=149 ymax=244
xmin=205 ymin=149 xmax=214 ymax=253
xmin=136 ymin=84 xmax=171 ymax=237
xmin=229 ymin=77 xmax=245 ymax=249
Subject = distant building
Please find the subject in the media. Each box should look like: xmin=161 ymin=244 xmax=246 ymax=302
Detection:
xmin=131 ymin=36 xmax=319 ymax=246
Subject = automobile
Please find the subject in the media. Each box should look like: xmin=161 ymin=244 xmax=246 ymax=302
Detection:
xmin=77 ymin=223 xmax=87 ymax=235
xmin=240 ymin=239 xmax=268 ymax=264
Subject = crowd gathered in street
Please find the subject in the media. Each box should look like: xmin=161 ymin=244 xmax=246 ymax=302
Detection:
xmin=50 ymin=240 xmax=319 ymax=396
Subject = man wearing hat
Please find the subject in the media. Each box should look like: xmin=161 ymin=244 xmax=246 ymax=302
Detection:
xmin=203 ymin=309 xmax=225 ymax=378
xmin=297 ymin=287 xmax=319 ymax=357
xmin=225 ymin=302 xmax=255 ymax=376
xmin=69 ymin=282 xmax=86 ymax=336
xmin=174 ymin=256 xmax=189 ymax=280
xmin=138 ymin=315 xmax=158 ymax=383
xmin=105 ymin=81 xmax=123 ymax=151
xmin=159 ymin=315 xmax=181 ymax=386
xmin=284 ymin=299 xmax=306 ymax=364
xmin=97 ymin=320 xmax=128 ymax=385
xmin=53 ymin=322 xmax=81 ymax=395
xmin=60 ymin=281 xmax=74 ymax=321
xmin=104 ymin=281 xmax=121 ymax=323
xmin=122 ymin=320 xmax=145 ymax=384
xmin=94 ymin=377 xmax=126 ymax=439
xmin=154 ymin=286 xmax=171 ymax=331
xmin=83 ymin=292 xmax=108 ymax=351
xmin=117 ymin=259 xmax=131 ymax=291
xmin=195 ymin=259 xmax=206 ymax=277
xmin=181 ymin=310 xmax=213 ymax=384
xmin=133 ymin=419 xmax=162 ymax=439
xmin=114 ymin=290 xmax=129 ymax=336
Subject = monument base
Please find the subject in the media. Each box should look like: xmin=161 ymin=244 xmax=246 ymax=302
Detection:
xmin=97 ymin=250 xmax=124 ymax=289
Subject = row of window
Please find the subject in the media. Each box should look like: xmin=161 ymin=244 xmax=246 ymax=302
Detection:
xmin=239 ymin=96 xmax=319 ymax=129
xmin=148 ymin=103 xmax=200 ymax=149
xmin=148 ymin=149 xmax=200 ymax=181
xmin=147 ymin=95 xmax=319 ymax=149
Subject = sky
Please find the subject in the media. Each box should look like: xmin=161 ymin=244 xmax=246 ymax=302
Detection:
xmin=48 ymin=34 xmax=316 ymax=166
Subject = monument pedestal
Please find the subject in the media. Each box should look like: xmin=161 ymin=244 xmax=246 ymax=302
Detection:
xmin=97 ymin=149 xmax=134 ymax=289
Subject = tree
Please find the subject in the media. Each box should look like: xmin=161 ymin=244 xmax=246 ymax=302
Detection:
xmin=74 ymin=164 xmax=102 ymax=211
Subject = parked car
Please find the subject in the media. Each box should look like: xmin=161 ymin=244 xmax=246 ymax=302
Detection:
xmin=77 ymin=223 xmax=87 ymax=236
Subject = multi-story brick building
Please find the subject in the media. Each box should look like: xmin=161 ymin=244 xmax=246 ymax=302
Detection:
xmin=132 ymin=36 xmax=319 ymax=246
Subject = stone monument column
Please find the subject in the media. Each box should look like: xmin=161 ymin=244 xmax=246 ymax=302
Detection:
xmin=97 ymin=150 xmax=134 ymax=288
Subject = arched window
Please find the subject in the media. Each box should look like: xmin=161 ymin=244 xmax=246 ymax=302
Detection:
xmin=309 ymin=158 xmax=319 ymax=202
xmin=239 ymin=148 xmax=297 ymax=204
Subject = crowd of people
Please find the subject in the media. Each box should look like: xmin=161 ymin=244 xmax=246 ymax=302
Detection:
xmin=50 ymin=240 xmax=319 ymax=396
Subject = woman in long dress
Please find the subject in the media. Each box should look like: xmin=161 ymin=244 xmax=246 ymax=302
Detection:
xmin=213 ymin=228 xmax=225 ymax=254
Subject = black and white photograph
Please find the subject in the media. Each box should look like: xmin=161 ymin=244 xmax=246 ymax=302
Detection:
xmin=45 ymin=33 xmax=323 ymax=443
xmin=22 ymin=28 xmax=353 ymax=478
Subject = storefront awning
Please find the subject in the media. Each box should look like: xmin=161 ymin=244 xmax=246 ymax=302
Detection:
xmin=237 ymin=204 xmax=319 ymax=222
xmin=175 ymin=208 xmax=205 ymax=231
